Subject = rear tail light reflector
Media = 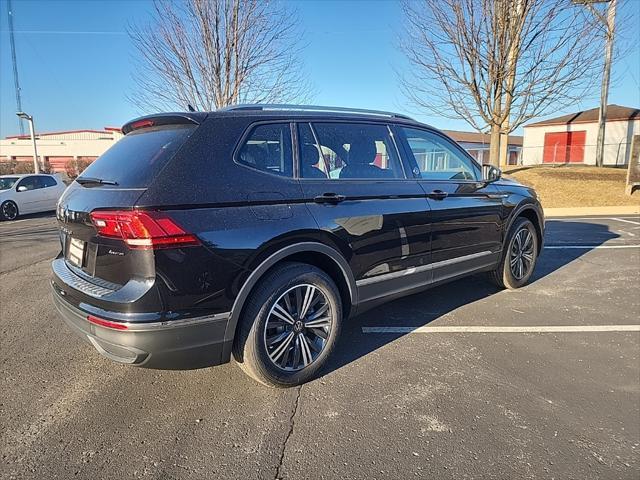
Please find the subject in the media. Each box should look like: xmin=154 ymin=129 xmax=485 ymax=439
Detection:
xmin=90 ymin=210 xmax=200 ymax=249
xmin=87 ymin=315 xmax=128 ymax=330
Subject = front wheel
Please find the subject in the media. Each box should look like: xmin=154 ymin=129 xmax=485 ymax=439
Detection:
xmin=0 ymin=201 xmax=19 ymax=221
xmin=233 ymin=262 xmax=342 ymax=387
xmin=490 ymin=217 xmax=539 ymax=289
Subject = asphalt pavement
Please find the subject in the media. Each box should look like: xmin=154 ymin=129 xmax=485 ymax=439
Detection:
xmin=0 ymin=213 xmax=638 ymax=479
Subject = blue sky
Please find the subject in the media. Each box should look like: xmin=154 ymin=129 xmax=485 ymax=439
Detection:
xmin=0 ymin=0 xmax=638 ymax=138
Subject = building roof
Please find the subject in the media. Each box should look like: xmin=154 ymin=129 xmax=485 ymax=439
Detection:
xmin=5 ymin=128 xmax=122 ymax=141
xmin=525 ymin=104 xmax=640 ymax=128
xmin=442 ymin=130 xmax=523 ymax=147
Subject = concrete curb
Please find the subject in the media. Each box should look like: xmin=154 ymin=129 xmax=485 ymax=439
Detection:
xmin=544 ymin=205 xmax=640 ymax=217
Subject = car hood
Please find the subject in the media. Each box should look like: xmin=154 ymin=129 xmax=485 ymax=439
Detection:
xmin=495 ymin=174 xmax=524 ymax=187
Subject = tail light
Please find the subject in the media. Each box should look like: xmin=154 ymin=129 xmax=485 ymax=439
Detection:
xmin=129 ymin=119 xmax=155 ymax=130
xmin=90 ymin=210 xmax=200 ymax=249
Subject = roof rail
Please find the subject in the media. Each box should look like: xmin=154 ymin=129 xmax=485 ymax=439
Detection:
xmin=217 ymin=104 xmax=415 ymax=121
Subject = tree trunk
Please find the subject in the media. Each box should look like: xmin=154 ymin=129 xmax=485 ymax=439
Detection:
xmin=489 ymin=124 xmax=501 ymax=167
xmin=499 ymin=130 xmax=509 ymax=167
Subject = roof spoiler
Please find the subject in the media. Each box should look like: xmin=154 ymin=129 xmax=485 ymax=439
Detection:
xmin=121 ymin=112 xmax=208 ymax=135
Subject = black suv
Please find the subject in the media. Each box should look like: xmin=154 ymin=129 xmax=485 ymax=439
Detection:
xmin=51 ymin=105 xmax=544 ymax=387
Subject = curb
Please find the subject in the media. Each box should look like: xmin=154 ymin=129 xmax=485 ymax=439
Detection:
xmin=544 ymin=205 xmax=640 ymax=217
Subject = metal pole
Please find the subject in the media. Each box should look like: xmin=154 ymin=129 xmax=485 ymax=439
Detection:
xmin=595 ymin=0 xmax=617 ymax=168
xmin=27 ymin=116 xmax=39 ymax=174
xmin=7 ymin=0 xmax=25 ymax=136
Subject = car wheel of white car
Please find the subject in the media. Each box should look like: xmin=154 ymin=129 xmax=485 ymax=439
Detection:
xmin=1 ymin=200 xmax=19 ymax=221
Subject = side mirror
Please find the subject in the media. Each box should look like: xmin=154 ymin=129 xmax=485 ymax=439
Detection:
xmin=482 ymin=165 xmax=501 ymax=183
xmin=17 ymin=185 xmax=27 ymax=192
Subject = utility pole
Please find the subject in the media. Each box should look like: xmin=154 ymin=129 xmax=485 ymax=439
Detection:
xmin=7 ymin=0 xmax=25 ymax=136
xmin=574 ymin=0 xmax=617 ymax=168
xmin=595 ymin=0 xmax=617 ymax=168
xmin=16 ymin=112 xmax=39 ymax=174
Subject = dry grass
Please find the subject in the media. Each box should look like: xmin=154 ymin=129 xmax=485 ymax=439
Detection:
xmin=503 ymin=165 xmax=640 ymax=208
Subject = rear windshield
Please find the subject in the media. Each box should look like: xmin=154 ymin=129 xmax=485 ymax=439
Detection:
xmin=77 ymin=125 xmax=196 ymax=188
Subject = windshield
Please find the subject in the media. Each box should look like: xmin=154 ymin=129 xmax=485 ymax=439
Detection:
xmin=77 ymin=125 xmax=196 ymax=188
xmin=0 ymin=177 xmax=19 ymax=191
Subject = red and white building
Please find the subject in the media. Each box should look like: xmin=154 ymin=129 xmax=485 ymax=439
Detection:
xmin=443 ymin=130 xmax=523 ymax=165
xmin=522 ymin=105 xmax=640 ymax=166
xmin=0 ymin=127 xmax=123 ymax=173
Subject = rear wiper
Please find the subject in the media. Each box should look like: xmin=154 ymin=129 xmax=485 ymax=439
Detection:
xmin=76 ymin=177 xmax=119 ymax=186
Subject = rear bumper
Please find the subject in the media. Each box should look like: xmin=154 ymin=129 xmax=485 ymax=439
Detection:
xmin=51 ymin=282 xmax=232 ymax=369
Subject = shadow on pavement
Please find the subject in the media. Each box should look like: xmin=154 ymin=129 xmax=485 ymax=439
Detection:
xmin=321 ymin=220 xmax=621 ymax=378
xmin=0 ymin=211 xmax=56 ymax=223
xmin=0 ymin=212 xmax=58 ymax=240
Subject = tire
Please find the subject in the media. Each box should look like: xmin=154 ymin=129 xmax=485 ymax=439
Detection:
xmin=0 ymin=200 xmax=19 ymax=221
xmin=233 ymin=262 xmax=343 ymax=388
xmin=490 ymin=217 xmax=539 ymax=289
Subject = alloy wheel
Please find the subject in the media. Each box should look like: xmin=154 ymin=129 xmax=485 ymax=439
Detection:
xmin=263 ymin=283 xmax=333 ymax=372
xmin=509 ymin=227 xmax=535 ymax=280
xmin=1 ymin=202 xmax=17 ymax=220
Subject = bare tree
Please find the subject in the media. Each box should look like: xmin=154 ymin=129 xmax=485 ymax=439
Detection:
xmin=128 ymin=0 xmax=311 ymax=112
xmin=399 ymin=0 xmax=604 ymax=166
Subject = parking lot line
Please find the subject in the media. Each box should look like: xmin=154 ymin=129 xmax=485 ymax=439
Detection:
xmin=611 ymin=217 xmax=640 ymax=225
xmin=362 ymin=325 xmax=640 ymax=334
xmin=545 ymin=216 xmax=640 ymax=222
xmin=544 ymin=244 xmax=640 ymax=249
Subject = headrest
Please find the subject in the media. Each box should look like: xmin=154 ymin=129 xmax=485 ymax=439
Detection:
xmin=348 ymin=139 xmax=377 ymax=165
xmin=301 ymin=144 xmax=320 ymax=166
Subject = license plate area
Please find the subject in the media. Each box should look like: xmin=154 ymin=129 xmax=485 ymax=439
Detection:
xmin=67 ymin=237 xmax=86 ymax=268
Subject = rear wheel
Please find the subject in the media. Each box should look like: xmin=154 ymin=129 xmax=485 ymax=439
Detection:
xmin=233 ymin=262 xmax=342 ymax=387
xmin=490 ymin=217 xmax=538 ymax=289
xmin=0 ymin=201 xmax=19 ymax=221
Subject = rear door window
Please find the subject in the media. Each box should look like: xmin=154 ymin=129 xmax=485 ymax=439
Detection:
xmin=41 ymin=176 xmax=58 ymax=187
xmin=77 ymin=125 xmax=196 ymax=188
xmin=309 ymin=123 xmax=404 ymax=179
xmin=236 ymin=123 xmax=293 ymax=177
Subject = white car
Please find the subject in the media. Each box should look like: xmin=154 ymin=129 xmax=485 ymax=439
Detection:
xmin=0 ymin=174 xmax=67 ymax=221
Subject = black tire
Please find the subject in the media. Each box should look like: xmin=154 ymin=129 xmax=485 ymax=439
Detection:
xmin=490 ymin=217 xmax=539 ymax=290
xmin=0 ymin=200 xmax=19 ymax=221
xmin=233 ymin=262 xmax=343 ymax=388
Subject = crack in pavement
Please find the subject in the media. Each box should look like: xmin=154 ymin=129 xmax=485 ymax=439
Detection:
xmin=0 ymin=256 xmax=54 ymax=277
xmin=274 ymin=385 xmax=302 ymax=480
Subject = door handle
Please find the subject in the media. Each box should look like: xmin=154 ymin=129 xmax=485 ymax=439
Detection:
xmin=427 ymin=190 xmax=448 ymax=200
xmin=314 ymin=193 xmax=346 ymax=204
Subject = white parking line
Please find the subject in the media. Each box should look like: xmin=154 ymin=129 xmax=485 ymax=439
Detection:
xmin=544 ymin=244 xmax=640 ymax=249
xmin=612 ymin=217 xmax=640 ymax=226
xmin=362 ymin=325 xmax=640 ymax=334
xmin=546 ymin=217 xmax=640 ymax=222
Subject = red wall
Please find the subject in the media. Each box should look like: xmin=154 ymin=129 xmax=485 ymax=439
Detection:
xmin=543 ymin=131 xmax=586 ymax=163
